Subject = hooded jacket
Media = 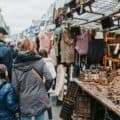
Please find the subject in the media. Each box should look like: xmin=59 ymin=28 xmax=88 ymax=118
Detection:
xmin=0 ymin=79 xmax=19 ymax=120
xmin=12 ymin=52 xmax=53 ymax=116
xmin=0 ymin=40 xmax=13 ymax=79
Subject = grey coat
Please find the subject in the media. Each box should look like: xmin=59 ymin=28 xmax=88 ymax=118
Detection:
xmin=12 ymin=52 xmax=53 ymax=116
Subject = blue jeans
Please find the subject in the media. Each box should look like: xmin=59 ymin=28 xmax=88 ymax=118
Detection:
xmin=20 ymin=113 xmax=44 ymax=120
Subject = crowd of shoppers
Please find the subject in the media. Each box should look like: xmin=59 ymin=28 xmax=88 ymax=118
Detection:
xmin=0 ymin=27 xmax=56 ymax=120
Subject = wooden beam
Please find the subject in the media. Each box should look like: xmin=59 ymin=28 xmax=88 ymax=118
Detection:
xmin=113 ymin=15 xmax=120 ymax=18
xmin=73 ymin=17 xmax=88 ymax=22
xmin=107 ymin=26 xmax=120 ymax=32
xmin=59 ymin=0 xmax=95 ymax=17
xmin=79 ymin=10 xmax=120 ymax=26
xmin=85 ymin=10 xmax=104 ymax=16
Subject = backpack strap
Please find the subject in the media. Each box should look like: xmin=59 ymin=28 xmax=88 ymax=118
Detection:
xmin=32 ymin=68 xmax=43 ymax=81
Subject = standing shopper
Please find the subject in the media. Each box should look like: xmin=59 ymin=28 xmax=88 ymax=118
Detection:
xmin=8 ymin=42 xmax=18 ymax=60
xmin=0 ymin=27 xmax=13 ymax=79
xmin=39 ymin=49 xmax=56 ymax=80
xmin=39 ymin=49 xmax=56 ymax=120
xmin=35 ymin=36 xmax=40 ymax=53
xmin=0 ymin=64 xmax=19 ymax=120
xmin=12 ymin=39 xmax=53 ymax=120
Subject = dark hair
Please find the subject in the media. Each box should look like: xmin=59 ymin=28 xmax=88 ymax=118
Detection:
xmin=0 ymin=27 xmax=8 ymax=35
xmin=0 ymin=64 xmax=8 ymax=80
xmin=35 ymin=37 xmax=40 ymax=52
xmin=39 ymin=49 xmax=48 ymax=58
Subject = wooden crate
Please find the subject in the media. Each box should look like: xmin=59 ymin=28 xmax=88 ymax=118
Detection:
xmin=66 ymin=82 xmax=79 ymax=99
xmin=60 ymin=82 xmax=80 ymax=120
xmin=73 ymin=92 xmax=91 ymax=120
xmin=60 ymin=101 xmax=74 ymax=120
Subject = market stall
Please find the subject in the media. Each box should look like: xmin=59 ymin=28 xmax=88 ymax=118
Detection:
xmin=72 ymin=69 xmax=120 ymax=119
xmin=52 ymin=0 xmax=120 ymax=119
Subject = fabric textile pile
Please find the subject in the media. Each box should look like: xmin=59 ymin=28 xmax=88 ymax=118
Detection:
xmin=108 ymin=69 xmax=120 ymax=106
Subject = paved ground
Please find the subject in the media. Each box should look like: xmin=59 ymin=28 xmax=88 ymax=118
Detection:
xmin=45 ymin=96 xmax=62 ymax=120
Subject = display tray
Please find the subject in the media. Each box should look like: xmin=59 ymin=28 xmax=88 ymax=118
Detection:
xmin=75 ymin=80 xmax=120 ymax=117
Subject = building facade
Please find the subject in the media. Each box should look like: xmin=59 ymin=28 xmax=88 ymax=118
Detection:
xmin=0 ymin=8 xmax=9 ymax=33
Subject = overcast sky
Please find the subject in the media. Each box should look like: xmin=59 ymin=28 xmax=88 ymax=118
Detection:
xmin=0 ymin=0 xmax=55 ymax=34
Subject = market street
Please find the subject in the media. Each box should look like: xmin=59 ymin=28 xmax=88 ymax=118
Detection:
xmin=0 ymin=0 xmax=120 ymax=120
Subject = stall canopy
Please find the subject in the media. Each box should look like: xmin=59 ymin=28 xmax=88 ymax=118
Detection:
xmin=55 ymin=0 xmax=120 ymax=31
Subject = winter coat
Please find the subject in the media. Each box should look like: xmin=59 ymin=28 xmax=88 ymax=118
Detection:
xmin=0 ymin=79 xmax=19 ymax=120
xmin=0 ymin=40 xmax=13 ymax=79
xmin=12 ymin=52 xmax=53 ymax=116
xmin=43 ymin=58 xmax=56 ymax=79
xmin=10 ymin=47 xmax=18 ymax=60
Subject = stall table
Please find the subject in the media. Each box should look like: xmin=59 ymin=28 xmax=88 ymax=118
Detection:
xmin=75 ymin=80 xmax=120 ymax=117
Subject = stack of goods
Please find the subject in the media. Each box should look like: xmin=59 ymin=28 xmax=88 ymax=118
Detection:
xmin=108 ymin=69 xmax=120 ymax=106
xmin=80 ymin=69 xmax=108 ymax=85
xmin=107 ymin=70 xmax=118 ymax=83
xmin=80 ymin=69 xmax=99 ymax=82
xmin=80 ymin=72 xmax=85 ymax=80
xmin=73 ymin=90 xmax=91 ymax=120
xmin=60 ymin=82 xmax=79 ymax=120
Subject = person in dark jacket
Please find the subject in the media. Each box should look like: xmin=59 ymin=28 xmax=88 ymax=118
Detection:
xmin=0 ymin=64 xmax=19 ymax=120
xmin=12 ymin=39 xmax=53 ymax=120
xmin=0 ymin=27 xmax=13 ymax=79
xmin=35 ymin=35 xmax=40 ymax=53
xmin=8 ymin=41 xmax=18 ymax=60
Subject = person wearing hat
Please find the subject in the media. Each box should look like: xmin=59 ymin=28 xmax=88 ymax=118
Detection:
xmin=0 ymin=27 xmax=13 ymax=80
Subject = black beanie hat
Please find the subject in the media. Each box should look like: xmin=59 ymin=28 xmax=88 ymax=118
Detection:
xmin=0 ymin=27 xmax=8 ymax=35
